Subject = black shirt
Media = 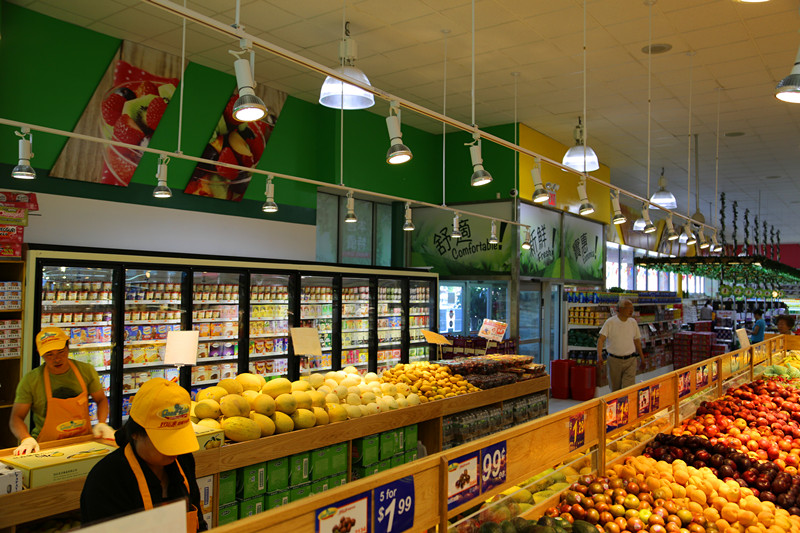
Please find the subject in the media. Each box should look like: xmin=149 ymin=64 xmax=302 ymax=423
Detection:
xmin=80 ymin=445 xmax=207 ymax=530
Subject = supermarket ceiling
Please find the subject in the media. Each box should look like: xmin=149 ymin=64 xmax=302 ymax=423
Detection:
xmin=10 ymin=0 xmax=800 ymax=241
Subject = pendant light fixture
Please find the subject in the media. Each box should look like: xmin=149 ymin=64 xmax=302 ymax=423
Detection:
xmin=776 ymin=40 xmax=800 ymax=103
xmin=711 ymin=231 xmax=722 ymax=253
xmin=385 ymin=101 xmax=411 ymax=164
xmin=665 ymin=215 xmax=679 ymax=241
xmin=262 ymin=175 xmax=278 ymax=213
xmin=562 ymin=0 xmax=599 ymax=173
xmin=344 ymin=191 xmax=357 ymax=223
xmin=489 ymin=220 xmax=499 ymax=244
xmin=467 ymin=0 xmax=491 ymax=187
xmin=683 ymin=223 xmax=696 ymax=246
xmin=531 ymin=157 xmax=549 ymax=203
xmin=641 ymin=204 xmax=656 ymax=234
xmin=521 ymin=228 xmax=532 ymax=250
xmin=683 ymin=52 xmax=696 ymax=250
xmin=11 ymin=128 xmax=35 ymax=179
xmin=402 ymin=202 xmax=414 ymax=231
xmin=633 ymin=214 xmax=646 ymax=232
xmin=230 ymin=48 xmax=267 ymax=122
xmin=451 ymin=212 xmax=461 ymax=239
xmin=650 ymin=168 xmax=677 ymax=209
xmin=577 ymin=179 xmax=594 ymax=216
xmin=152 ymin=155 xmax=172 ymax=198
xmin=712 ymin=88 xmax=723 ymax=253
xmin=611 ymin=190 xmax=626 ymax=225
xmin=319 ymin=16 xmax=374 ymax=110
xmin=698 ymin=228 xmax=709 ymax=250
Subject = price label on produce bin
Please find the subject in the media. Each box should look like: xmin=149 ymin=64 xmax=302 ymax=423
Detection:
xmin=374 ymin=476 xmax=414 ymax=533
xmin=480 ymin=440 xmax=507 ymax=493
xmin=316 ymin=492 xmax=371 ymax=533
xmin=447 ymin=451 xmax=480 ymax=510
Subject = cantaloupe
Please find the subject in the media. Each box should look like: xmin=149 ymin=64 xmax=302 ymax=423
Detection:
xmin=380 ymin=383 xmax=397 ymax=396
xmin=326 ymin=403 xmax=348 ymax=422
xmin=312 ymin=407 xmax=330 ymax=426
xmin=361 ymin=392 xmax=376 ymax=405
xmin=197 ymin=418 xmax=221 ymax=429
xmin=346 ymin=393 xmax=362 ymax=406
xmin=220 ymin=394 xmax=250 ymax=417
xmin=307 ymin=390 xmax=326 ymax=408
xmin=344 ymin=404 xmax=362 ymax=418
xmin=275 ymin=393 xmax=297 ymax=415
xmin=252 ymin=394 xmax=276 ymax=417
xmin=325 ymin=393 xmax=340 ymax=404
xmin=335 ymin=385 xmax=348 ymax=400
xmin=343 ymin=365 xmax=358 ymax=375
xmin=194 ymin=399 xmax=221 ymax=420
xmin=236 ymin=373 xmax=266 ymax=392
xmin=291 ymin=380 xmax=312 ymax=392
xmin=358 ymin=404 xmax=370 ymax=417
xmin=324 ymin=379 xmax=339 ymax=390
xmin=222 ymin=416 xmax=260 ymax=442
xmin=307 ymin=373 xmax=325 ymax=389
xmin=291 ymin=390 xmax=313 ymax=410
xmin=366 ymin=403 xmax=381 ymax=415
xmin=291 ymin=408 xmax=316 ymax=429
xmin=242 ymin=390 xmax=260 ymax=409
xmin=270 ymin=412 xmax=294 ymax=434
xmin=406 ymin=393 xmax=420 ymax=406
xmin=340 ymin=376 xmax=360 ymax=388
xmin=316 ymin=385 xmax=332 ymax=395
xmin=396 ymin=398 xmax=409 ymax=408
xmin=249 ymin=412 xmax=276 ymax=437
xmin=196 ymin=386 xmax=228 ymax=403
xmin=262 ymin=378 xmax=292 ymax=399
xmin=364 ymin=372 xmax=379 ymax=383
xmin=217 ymin=378 xmax=244 ymax=395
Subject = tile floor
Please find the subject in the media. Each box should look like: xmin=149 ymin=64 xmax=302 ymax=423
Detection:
xmin=548 ymin=364 xmax=675 ymax=415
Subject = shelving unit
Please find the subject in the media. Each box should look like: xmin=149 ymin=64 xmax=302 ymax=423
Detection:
xmin=0 ymin=260 xmax=24 ymax=448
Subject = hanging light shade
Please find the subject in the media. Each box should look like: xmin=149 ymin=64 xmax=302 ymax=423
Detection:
xmin=683 ymin=223 xmax=696 ymax=245
xmin=531 ymin=158 xmax=549 ymax=203
xmin=633 ymin=216 xmax=646 ymax=232
xmin=468 ymin=134 xmax=492 ymax=187
xmin=488 ymin=220 xmax=499 ymax=244
xmin=12 ymin=129 xmax=35 ymax=180
xmin=576 ymin=179 xmax=594 ymax=216
xmin=776 ymin=44 xmax=800 ymax=103
xmin=232 ymin=56 xmax=267 ymax=122
xmin=451 ymin=212 xmax=462 ymax=239
xmin=649 ymin=168 xmax=678 ymax=209
xmin=521 ymin=228 xmax=532 ymax=250
xmin=638 ymin=204 xmax=655 ymax=234
xmin=344 ymin=192 xmax=358 ymax=223
xmin=402 ymin=202 xmax=414 ymax=231
xmin=562 ymin=117 xmax=599 ymax=172
xmin=698 ymin=228 xmax=710 ymax=250
xmin=610 ymin=190 xmax=626 ymax=225
xmin=665 ymin=216 xmax=679 ymax=241
xmin=262 ymin=175 xmax=278 ymax=213
xmin=152 ymin=155 xmax=172 ymax=199
xmin=386 ymin=101 xmax=412 ymax=164
xmin=319 ymin=37 xmax=374 ymax=110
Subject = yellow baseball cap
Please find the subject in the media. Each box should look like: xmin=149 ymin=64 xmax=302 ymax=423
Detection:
xmin=36 ymin=327 xmax=70 ymax=355
xmin=130 ymin=378 xmax=198 ymax=456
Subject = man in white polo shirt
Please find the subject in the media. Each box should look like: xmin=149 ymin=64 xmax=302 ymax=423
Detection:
xmin=596 ymin=298 xmax=645 ymax=392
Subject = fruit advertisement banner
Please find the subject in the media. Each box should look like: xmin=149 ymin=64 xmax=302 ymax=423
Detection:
xmin=650 ymin=384 xmax=660 ymax=411
xmin=410 ymin=207 xmax=512 ymax=275
xmin=616 ymin=396 xmax=629 ymax=428
xmin=562 ymin=215 xmax=604 ymax=282
xmin=696 ymin=365 xmax=709 ymax=389
xmin=637 ymin=387 xmax=650 ymax=418
xmin=519 ymin=203 xmax=562 ymax=278
xmin=678 ymin=371 xmax=691 ymax=397
xmin=477 ymin=319 xmax=507 ymax=343
xmin=606 ymin=400 xmax=618 ymax=432
xmin=447 ymin=451 xmax=480 ymax=510
xmin=568 ymin=412 xmax=585 ymax=451
xmin=316 ymin=492 xmax=371 ymax=533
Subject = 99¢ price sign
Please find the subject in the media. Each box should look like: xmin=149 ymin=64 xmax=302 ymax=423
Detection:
xmin=480 ymin=441 xmax=507 ymax=493
xmin=374 ymin=476 xmax=414 ymax=533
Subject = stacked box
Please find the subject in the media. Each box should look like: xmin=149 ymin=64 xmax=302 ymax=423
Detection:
xmin=217 ymin=504 xmax=238 ymax=526
xmin=711 ymin=343 xmax=728 ymax=357
xmin=218 ymin=470 xmax=237 ymax=507
xmin=267 ymin=457 xmax=289 ymax=493
xmin=673 ymin=332 xmax=693 ymax=369
xmin=352 ymin=435 xmax=379 ymax=467
xmin=266 ymin=491 xmax=290 ymax=510
xmin=691 ymin=321 xmax=713 ymax=332
xmin=379 ymin=431 xmax=395 ymax=460
xmin=237 ymin=462 xmax=266 ymax=500
xmin=310 ymin=447 xmax=330 ymax=481
xmin=0 ymin=282 xmax=21 ymax=310
xmin=239 ymin=495 xmax=264 ymax=517
xmin=691 ymin=332 xmax=716 ymax=362
xmin=197 ymin=475 xmax=214 ymax=527
xmin=290 ymin=483 xmax=312 ymax=502
xmin=289 ymin=452 xmax=310 ymax=486
xmin=329 ymin=443 xmax=347 ymax=475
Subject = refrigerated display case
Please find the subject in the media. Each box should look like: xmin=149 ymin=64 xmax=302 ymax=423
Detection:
xmin=341 ymin=278 xmax=370 ymax=374
xmin=410 ymin=280 xmax=432 ymax=362
xmin=248 ymin=274 xmax=289 ymax=379
xmin=377 ymin=279 xmax=402 ymax=373
xmin=300 ymin=276 xmax=333 ymax=372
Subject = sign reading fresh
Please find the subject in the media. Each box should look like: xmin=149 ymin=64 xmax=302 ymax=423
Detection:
xmin=519 ymin=203 xmax=562 ymax=278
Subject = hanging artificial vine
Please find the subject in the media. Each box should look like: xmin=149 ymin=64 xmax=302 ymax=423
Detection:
xmin=732 ymin=201 xmax=739 ymax=253
xmin=771 ymin=226 xmax=776 ymax=261
xmin=778 ymin=230 xmax=782 ymax=262
xmin=754 ymin=214 xmax=760 ymax=253
xmin=744 ymin=208 xmax=750 ymax=254
xmin=763 ymin=221 xmax=768 ymax=258
xmin=720 ymin=192 xmax=727 ymax=252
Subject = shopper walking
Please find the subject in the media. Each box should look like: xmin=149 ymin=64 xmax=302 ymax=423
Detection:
xmin=596 ymin=299 xmax=645 ymax=392
xmin=700 ymin=300 xmax=714 ymax=321
xmin=750 ymin=309 xmax=766 ymax=344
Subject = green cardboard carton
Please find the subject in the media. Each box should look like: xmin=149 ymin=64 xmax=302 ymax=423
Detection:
xmin=311 ymin=478 xmax=329 ymax=495
xmin=352 ymin=435 xmax=379 ymax=466
xmin=379 ymin=431 xmax=395 ymax=460
xmin=290 ymin=483 xmax=312 ymax=502
xmin=352 ymin=464 xmax=380 ymax=480
xmin=239 ymin=495 xmax=264 ymax=517
xmin=218 ymin=470 xmax=237 ymax=507
xmin=404 ymin=450 xmax=418 ymax=464
xmin=267 ymin=457 xmax=289 ymax=492
xmin=310 ymin=447 xmax=330 ymax=481
xmin=391 ymin=454 xmax=404 ymax=469
xmin=265 ymin=490 xmax=290 ymax=510
xmin=217 ymin=503 xmax=239 ymax=526
xmin=289 ymin=452 xmax=310 ymax=487
xmin=404 ymin=425 xmax=418 ymax=451
xmin=237 ymin=462 xmax=266 ymax=499
xmin=329 ymin=443 xmax=348 ymax=474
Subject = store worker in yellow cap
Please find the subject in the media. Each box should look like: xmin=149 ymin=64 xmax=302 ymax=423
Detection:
xmin=9 ymin=327 xmax=113 ymax=455
xmin=80 ymin=378 xmax=206 ymax=532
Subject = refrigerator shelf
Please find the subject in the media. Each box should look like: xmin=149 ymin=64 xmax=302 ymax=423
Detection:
xmin=378 ymin=358 xmax=401 ymax=364
xmin=381 ymin=299 xmax=402 ymax=303
xmin=378 ymin=341 xmax=401 ymax=347
xmin=343 ymin=344 xmax=369 ymax=350
xmin=409 ymin=313 xmax=428 ymax=317
xmin=198 ymin=335 xmax=238 ymax=342
xmin=302 ymin=315 xmax=332 ymax=319
xmin=125 ymin=361 xmax=173 ymax=369
xmin=410 ymin=326 xmax=427 ymax=330
xmin=250 ymin=333 xmax=289 ymax=339
xmin=127 ymin=320 xmax=181 ymax=325
xmin=95 ymin=365 xmax=111 ymax=372
xmin=43 ymin=321 xmax=111 ymax=327
xmin=43 ymin=299 xmax=111 ymax=306
xmin=342 ymin=299 xmax=370 ymax=304
xmin=378 ymin=327 xmax=401 ymax=331
xmin=72 ymin=342 xmax=113 ymax=349
xmin=192 ymin=299 xmax=239 ymax=305
xmin=250 ymin=300 xmax=288 ymax=304
xmin=343 ymin=361 xmax=368 ymax=367
xmin=302 ymin=366 xmax=332 ymax=372
xmin=193 ymin=318 xmax=239 ymax=324
xmin=379 ymin=314 xmax=402 ymax=318
xmin=193 ymin=379 xmax=222 ymax=386
xmin=343 ymin=314 xmax=369 ymax=319
xmin=410 ymin=340 xmax=429 ymax=345
xmin=125 ymin=299 xmax=182 ymax=305
xmin=300 ymin=300 xmax=332 ymax=304
xmin=342 ymin=328 xmax=369 ymax=333
xmin=250 ymin=317 xmax=289 ymax=322
xmin=249 ymin=351 xmax=288 ymax=359
xmin=197 ymin=356 xmax=238 ymax=363
xmin=410 ymin=300 xmax=428 ymax=304
xmin=122 ymin=388 xmax=141 ymax=395
xmin=125 ymin=339 xmax=167 ymax=346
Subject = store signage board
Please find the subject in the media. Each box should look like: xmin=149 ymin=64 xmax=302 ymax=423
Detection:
xmin=316 ymin=491 xmax=371 ymax=533
xmin=478 ymin=319 xmax=507 ymax=342
xmin=562 ymin=214 xmax=604 ymax=282
xmin=569 ymin=412 xmax=585 ymax=451
xmin=447 ymin=451 xmax=480 ymax=510
xmin=421 ymin=330 xmax=452 ymax=345
xmin=374 ymin=476 xmax=414 ymax=533
xmin=520 ymin=203 xmax=562 ymax=278
xmin=480 ymin=441 xmax=507 ymax=493
xmin=291 ymin=327 xmax=323 ymax=357
xmin=80 ymin=501 xmax=185 ymax=533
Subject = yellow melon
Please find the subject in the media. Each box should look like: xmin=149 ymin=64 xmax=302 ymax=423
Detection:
xmin=220 ymin=394 xmax=250 ymax=417
xmin=328 ymin=371 xmax=346 ymax=384
xmin=364 ymin=372 xmax=379 ymax=383
xmin=270 ymin=411 xmax=294 ymax=434
xmin=194 ymin=399 xmax=221 ymax=420
xmin=313 ymin=407 xmax=330 ymax=426
xmin=291 ymin=390 xmax=313 ymax=410
xmin=397 ymin=397 xmax=409 ymax=408
xmin=406 ymin=393 xmax=420 ymax=406
xmin=340 ymin=376 xmax=360 ymax=388
xmin=346 ymin=393 xmax=362 ymax=406
xmin=324 ymin=379 xmax=339 ymax=390
xmin=307 ymin=390 xmax=326 ymax=408
xmin=291 ymin=380 xmax=312 ymax=392
xmin=252 ymin=394 xmax=276 ymax=416
xmin=345 ymin=405 xmax=362 ymax=419
xmin=236 ymin=372 xmax=266 ymax=392
xmin=197 ymin=418 xmax=221 ymax=429
xmin=316 ymin=385 xmax=332 ymax=395
xmin=249 ymin=412 xmax=276 ymax=437
xmin=380 ymin=383 xmax=397 ymax=396
xmin=242 ymin=390 xmax=260 ymax=409
xmin=347 ymin=386 xmax=361 ymax=396
xmin=326 ymin=403 xmax=348 ymax=422
xmin=325 ymin=393 xmax=340 ymax=404
xmin=217 ymin=378 xmax=244 ymax=395
xmin=290 ymin=408 xmax=316 ymax=429
xmin=343 ymin=365 xmax=358 ymax=375
xmin=275 ymin=393 xmax=298 ymax=415
xmin=366 ymin=403 xmax=381 ymax=415
xmin=262 ymin=378 xmax=292 ymax=399
xmin=222 ymin=416 xmax=260 ymax=442
xmin=307 ymin=373 xmax=325 ymax=389
xmin=196 ymin=386 xmax=228 ymax=403
xmin=361 ymin=392 xmax=377 ymax=405
xmin=358 ymin=404 xmax=370 ymax=417
xmin=335 ymin=385 xmax=349 ymax=400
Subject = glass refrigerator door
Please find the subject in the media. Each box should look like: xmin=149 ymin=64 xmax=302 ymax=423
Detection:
xmin=192 ymin=272 xmax=240 ymax=392
xmin=300 ymin=276 xmax=333 ymax=372
xmin=410 ymin=280 xmax=432 ymax=362
xmin=377 ymin=279 xmax=402 ymax=373
xmin=122 ymin=269 xmax=184 ymax=420
xmin=342 ymin=278 xmax=370 ymax=374
xmin=249 ymin=274 xmax=289 ymax=379
xmin=40 ymin=266 xmax=115 ymax=428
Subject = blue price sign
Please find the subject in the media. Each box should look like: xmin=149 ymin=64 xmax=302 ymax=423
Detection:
xmin=480 ymin=441 xmax=507 ymax=493
xmin=374 ymin=476 xmax=414 ymax=533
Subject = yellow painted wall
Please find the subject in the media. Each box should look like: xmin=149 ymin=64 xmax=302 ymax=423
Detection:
xmin=518 ymin=124 xmax=611 ymax=225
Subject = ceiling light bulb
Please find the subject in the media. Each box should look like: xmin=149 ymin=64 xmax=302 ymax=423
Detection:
xmin=12 ymin=129 xmax=35 ymax=180
xmin=531 ymin=158 xmax=549 ymax=203
xmin=345 ymin=192 xmax=357 ymax=223
xmin=665 ymin=216 xmax=679 ymax=241
xmin=232 ymin=56 xmax=267 ymax=122
xmin=319 ymin=37 xmax=375 ymax=110
xmin=683 ymin=224 xmax=696 ymax=245
xmin=562 ymin=118 xmax=599 ymax=172
xmin=386 ymin=102 xmax=412 ymax=164
xmin=152 ymin=156 xmax=172 ymax=198
xmin=698 ymin=229 xmax=710 ymax=249
xmin=711 ymin=232 xmax=722 ymax=253
xmin=642 ymin=205 xmax=656 ymax=233
xmin=402 ymin=202 xmax=414 ymax=231
xmin=469 ymin=137 xmax=492 ymax=186
xmin=649 ymin=169 xmax=678 ymax=209
xmin=776 ymin=44 xmax=800 ymax=103
xmin=611 ymin=191 xmax=626 ymax=225
xmin=633 ymin=217 xmax=646 ymax=231
xmin=577 ymin=179 xmax=594 ymax=216
xmin=489 ymin=220 xmax=499 ymax=244
xmin=262 ymin=176 xmax=278 ymax=213
xmin=521 ymin=228 xmax=532 ymax=250
xmin=451 ymin=213 xmax=462 ymax=239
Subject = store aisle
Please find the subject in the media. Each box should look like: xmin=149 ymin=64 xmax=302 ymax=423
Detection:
xmin=547 ymin=364 xmax=675 ymax=415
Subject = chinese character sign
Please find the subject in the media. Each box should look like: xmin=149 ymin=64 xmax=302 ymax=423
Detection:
xmin=563 ymin=215 xmax=604 ymax=282
xmin=519 ymin=203 xmax=562 ymax=277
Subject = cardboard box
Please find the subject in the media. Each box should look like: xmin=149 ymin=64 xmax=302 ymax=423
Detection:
xmin=196 ymin=474 xmax=214 ymax=514
xmin=328 ymin=473 xmax=347 ymax=488
xmin=352 ymin=464 xmax=379 ymax=480
xmin=218 ymin=470 xmax=237 ymax=506
xmin=311 ymin=478 xmax=329 ymax=495
xmin=239 ymin=495 xmax=264 ymax=517
xmin=310 ymin=447 xmax=330 ymax=481
xmin=393 ymin=428 xmax=404 ymax=453
xmin=380 ymin=431 xmax=395 ymax=460
xmin=194 ymin=425 xmax=223 ymax=450
xmin=378 ymin=459 xmax=391 ymax=473
xmin=267 ymin=457 xmax=289 ymax=492
xmin=329 ymin=443 xmax=347 ymax=474
xmin=238 ymin=462 xmax=266 ymax=499
xmin=266 ymin=490 xmax=290 ymax=510
xmin=202 ymin=512 xmax=213 ymax=528
xmin=217 ymin=503 xmax=239 ymax=526
xmin=352 ymin=434 xmax=379 ymax=466
xmin=391 ymin=454 xmax=404 ymax=469
xmin=0 ymin=464 xmax=22 ymax=495
xmin=290 ymin=483 xmax=312 ymax=502
xmin=0 ymin=442 xmax=115 ymax=488
xmin=290 ymin=452 xmax=310 ymax=487
xmin=404 ymin=425 xmax=418 ymax=451
xmin=404 ymin=450 xmax=418 ymax=464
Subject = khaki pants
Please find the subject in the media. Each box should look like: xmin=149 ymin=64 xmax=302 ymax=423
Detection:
xmin=607 ymin=355 xmax=637 ymax=392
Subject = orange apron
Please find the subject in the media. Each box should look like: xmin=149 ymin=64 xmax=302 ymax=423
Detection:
xmin=38 ymin=360 xmax=91 ymax=442
xmin=124 ymin=444 xmax=200 ymax=533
